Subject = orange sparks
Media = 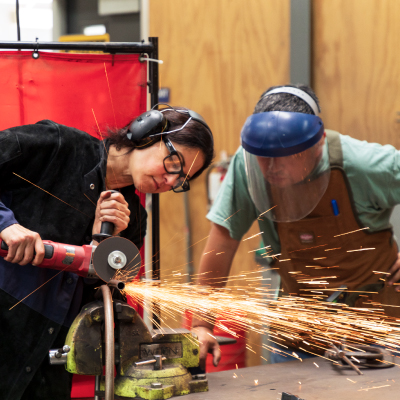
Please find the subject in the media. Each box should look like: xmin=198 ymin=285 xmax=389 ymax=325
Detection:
xmin=243 ymin=232 xmax=264 ymax=241
xmin=123 ymin=278 xmax=400 ymax=366
xmin=358 ymin=385 xmax=391 ymax=391
xmin=258 ymin=205 xmax=277 ymax=217
xmin=183 ymin=151 xmax=200 ymax=186
xmin=12 ymin=173 xmax=91 ymax=218
xmin=347 ymin=248 xmax=376 ymax=252
xmin=248 ymin=246 xmax=271 ymax=253
xmin=92 ymin=108 xmax=118 ymax=190
xmin=325 ymin=247 xmax=341 ymax=252
xmin=289 ymin=244 xmax=328 ymax=253
xmin=103 ymin=62 xmax=117 ymax=128
xmin=334 ymin=227 xmax=369 ymax=237
xmin=224 ymin=209 xmax=241 ymax=222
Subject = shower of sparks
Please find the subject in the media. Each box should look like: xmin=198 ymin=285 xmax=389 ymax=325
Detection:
xmin=122 ymin=271 xmax=400 ymax=362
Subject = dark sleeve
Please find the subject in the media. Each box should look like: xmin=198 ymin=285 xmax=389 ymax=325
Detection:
xmin=119 ymin=186 xmax=147 ymax=250
xmin=0 ymin=192 xmax=19 ymax=233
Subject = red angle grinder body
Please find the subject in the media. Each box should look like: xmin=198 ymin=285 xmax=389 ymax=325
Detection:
xmin=0 ymin=236 xmax=141 ymax=283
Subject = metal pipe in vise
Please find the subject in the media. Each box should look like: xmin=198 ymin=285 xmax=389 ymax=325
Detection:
xmin=108 ymin=279 xmax=125 ymax=291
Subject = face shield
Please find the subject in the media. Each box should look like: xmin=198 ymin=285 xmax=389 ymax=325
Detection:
xmin=241 ymin=111 xmax=330 ymax=222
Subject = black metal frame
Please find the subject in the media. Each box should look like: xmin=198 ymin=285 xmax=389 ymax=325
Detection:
xmin=0 ymin=40 xmax=154 ymax=53
xmin=0 ymin=37 xmax=161 ymax=298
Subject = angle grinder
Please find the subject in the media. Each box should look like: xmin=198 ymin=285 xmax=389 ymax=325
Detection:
xmin=0 ymin=217 xmax=141 ymax=283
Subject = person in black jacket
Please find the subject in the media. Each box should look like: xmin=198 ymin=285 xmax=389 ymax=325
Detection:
xmin=0 ymin=106 xmax=214 ymax=400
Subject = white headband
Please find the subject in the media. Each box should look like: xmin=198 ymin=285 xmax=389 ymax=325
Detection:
xmin=263 ymin=87 xmax=320 ymax=115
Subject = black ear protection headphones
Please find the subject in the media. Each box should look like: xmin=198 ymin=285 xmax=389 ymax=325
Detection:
xmin=126 ymin=105 xmax=211 ymax=148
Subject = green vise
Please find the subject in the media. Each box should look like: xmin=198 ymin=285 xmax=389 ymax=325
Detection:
xmin=62 ymin=299 xmax=208 ymax=399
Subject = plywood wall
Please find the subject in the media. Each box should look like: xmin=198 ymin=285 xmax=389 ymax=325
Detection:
xmin=313 ymin=0 xmax=400 ymax=147
xmin=150 ymin=0 xmax=290 ymax=366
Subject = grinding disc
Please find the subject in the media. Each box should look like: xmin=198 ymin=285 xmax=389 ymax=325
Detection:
xmin=92 ymin=237 xmax=141 ymax=282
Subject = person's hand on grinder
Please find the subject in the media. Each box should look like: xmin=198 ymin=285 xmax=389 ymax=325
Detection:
xmin=92 ymin=190 xmax=130 ymax=238
xmin=0 ymin=224 xmax=45 ymax=266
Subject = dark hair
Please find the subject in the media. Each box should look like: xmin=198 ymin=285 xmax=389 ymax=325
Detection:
xmin=254 ymin=84 xmax=320 ymax=115
xmin=106 ymin=107 xmax=214 ymax=180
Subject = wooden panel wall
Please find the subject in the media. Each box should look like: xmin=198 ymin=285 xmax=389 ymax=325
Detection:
xmin=150 ymin=0 xmax=290 ymax=366
xmin=313 ymin=0 xmax=400 ymax=146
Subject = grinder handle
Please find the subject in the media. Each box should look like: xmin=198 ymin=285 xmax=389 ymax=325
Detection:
xmin=92 ymin=190 xmax=119 ymax=243
xmin=0 ymin=239 xmax=54 ymax=258
xmin=99 ymin=221 xmax=114 ymax=237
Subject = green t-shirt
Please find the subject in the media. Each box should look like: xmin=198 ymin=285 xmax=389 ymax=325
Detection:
xmin=207 ymin=131 xmax=400 ymax=255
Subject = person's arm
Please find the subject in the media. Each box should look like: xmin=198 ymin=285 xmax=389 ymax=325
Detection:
xmin=191 ymin=222 xmax=240 ymax=369
xmin=0 ymin=122 xmax=61 ymax=265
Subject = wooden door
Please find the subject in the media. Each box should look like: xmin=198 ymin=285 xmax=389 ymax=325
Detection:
xmin=150 ymin=0 xmax=290 ymax=366
xmin=313 ymin=0 xmax=400 ymax=146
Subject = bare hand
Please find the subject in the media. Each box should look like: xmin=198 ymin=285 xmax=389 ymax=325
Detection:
xmin=0 ymin=224 xmax=44 ymax=266
xmin=387 ymin=252 xmax=400 ymax=292
xmin=93 ymin=191 xmax=130 ymax=237
xmin=192 ymin=326 xmax=221 ymax=370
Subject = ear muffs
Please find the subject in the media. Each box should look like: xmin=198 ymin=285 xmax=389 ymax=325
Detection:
xmin=126 ymin=107 xmax=212 ymax=149
xmin=127 ymin=110 xmax=169 ymax=148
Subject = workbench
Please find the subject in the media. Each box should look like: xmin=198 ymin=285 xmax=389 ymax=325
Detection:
xmin=74 ymin=355 xmax=400 ymax=399
xmin=184 ymin=357 xmax=400 ymax=400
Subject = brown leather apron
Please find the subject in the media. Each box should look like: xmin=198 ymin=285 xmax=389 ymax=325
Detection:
xmin=276 ymin=131 xmax=400 ymax=318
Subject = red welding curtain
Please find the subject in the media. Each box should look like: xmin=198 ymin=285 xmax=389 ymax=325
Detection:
xmin=0 ymin=50 xmax=148 ymax=398
xmin=0 ymin=50 xmax=148 ymax=276
xmin=0 ymin=50 xmax=147 ymax=134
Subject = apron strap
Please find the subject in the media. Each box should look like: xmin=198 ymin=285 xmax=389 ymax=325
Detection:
xmin=326 ymin=130 xmax=343 ymax=167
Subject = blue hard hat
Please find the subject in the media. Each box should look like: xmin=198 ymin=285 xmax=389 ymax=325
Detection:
xmin=240 ymin=111 xmax=324 ymax=157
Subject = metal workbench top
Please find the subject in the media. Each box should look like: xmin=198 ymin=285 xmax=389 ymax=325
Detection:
xmin=185 ymin=357 xmax=400 ymax=400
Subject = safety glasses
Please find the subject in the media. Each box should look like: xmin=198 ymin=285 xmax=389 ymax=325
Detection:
xmin=163 ymin=137 xmax=190 ymax=193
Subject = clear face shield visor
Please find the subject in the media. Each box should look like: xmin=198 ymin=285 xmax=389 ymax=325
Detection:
xmin=241 ymin=112 xmax=330 ymax=222
xmin=244 ymin=139 xmax=330 ymax=222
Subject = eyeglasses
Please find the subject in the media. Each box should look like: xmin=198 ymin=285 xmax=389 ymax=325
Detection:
xmin=163 ymin=137 xmax=190 ymax=193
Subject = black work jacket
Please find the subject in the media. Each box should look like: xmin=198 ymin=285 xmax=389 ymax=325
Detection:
xmin=0 ymin=120 xmax=147 ymax=400
xmin=0 ymin=120 xmax=147 ymax=323
xmin=0 ymin=119 xmax=147 ymax=324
